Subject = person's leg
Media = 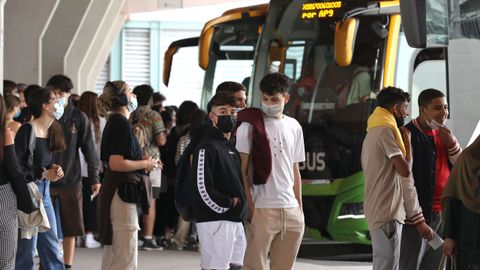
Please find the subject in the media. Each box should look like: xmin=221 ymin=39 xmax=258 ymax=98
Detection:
xmin=370 ymin=221 xmax=403 ymax=270
xmin=197 ymin=221 xmax=234 ymax=270
xmin=37 ymin=187 xmax=66 ymax=270
xmin=229 ymin=222 xmax=247 ymax=269
xmin=58 ymin=186 xmax=85 ymax=267
xmin=0 ymin=184 xmax=18 ymax=270
xmin=15 ymin=236 xmax=35 ymax=270
xmin=269 ymin=207 xmax=305 ymax=270
xmin=399 ymin=225 xmax=423 ymax=270
xmin=82 ymin=177 xmax=100 ymax=248
xmin=141 ymin=198 xmax=162 ymax=250
xmin=109 ymin=191 xmax=139 ymax=269
xmin=419 ymin=213 xmax=444 ymax=270
xmin=173 ymin=216 xmax=191 ymax=249
xmin=101 ymin=245 xmax=114 ymax=270
xmin=243 ymin=208 xmax=278 ymax=270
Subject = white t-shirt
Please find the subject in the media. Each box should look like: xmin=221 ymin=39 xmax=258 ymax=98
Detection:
xmin=236 ymin=115 xmax=305 ymax=208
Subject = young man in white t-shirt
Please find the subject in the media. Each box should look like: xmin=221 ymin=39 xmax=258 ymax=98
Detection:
xmin=236 ymin=73 xmax=306 ymax=270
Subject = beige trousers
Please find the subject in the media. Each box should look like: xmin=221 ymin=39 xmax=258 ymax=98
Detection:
xmin=243 ymin=207 xmax=304 ymax=270
xmin=101 ymin=191 xmax=140 ymax=270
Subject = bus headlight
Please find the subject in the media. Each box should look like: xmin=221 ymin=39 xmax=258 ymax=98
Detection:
xmin=338 ymin=202 xmax=365 ymax=220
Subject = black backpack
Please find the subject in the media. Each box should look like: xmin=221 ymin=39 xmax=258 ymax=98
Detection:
xmin=174 ymin=143 xmax=195 ymax=221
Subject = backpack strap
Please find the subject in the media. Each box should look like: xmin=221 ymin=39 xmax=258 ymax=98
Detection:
xmin=26 ymin=123 xmax=36 ymax=170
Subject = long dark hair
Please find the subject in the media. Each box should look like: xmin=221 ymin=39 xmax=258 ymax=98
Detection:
xmin=79 ymin=91 xmax=101 ymax=143
xmin=0 ymin=95 xmax=6 ymax=161
xmin=28 ymin=88 xmax=66 ymax=152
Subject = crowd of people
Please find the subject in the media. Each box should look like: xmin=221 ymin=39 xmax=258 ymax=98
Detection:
xmin=0 ymin=73 xmax=307 ymax=270
xmin=0 ymin=73 xmax=479 ymax=270
xmin=362 ymin=87 xmax=480 ymax=270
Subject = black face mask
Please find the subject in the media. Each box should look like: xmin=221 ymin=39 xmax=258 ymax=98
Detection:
xmin=216 ymin=115 xmax=236 ymax=133
xmin=395 ymin=115 xmax=405 ymax=128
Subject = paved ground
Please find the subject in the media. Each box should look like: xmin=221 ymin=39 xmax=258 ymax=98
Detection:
xmin=72 ymin=247 xmax=372 ymax=269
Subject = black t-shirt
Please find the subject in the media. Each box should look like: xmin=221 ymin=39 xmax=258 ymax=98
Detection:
xmin=34 ymin=138 xmax=52 ymax=172
xmin=101 ymin=113 xmax=142 ymax=163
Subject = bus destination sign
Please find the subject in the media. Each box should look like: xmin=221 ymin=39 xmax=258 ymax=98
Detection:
xmin=301 ymin=1 xmax=343 ymax=19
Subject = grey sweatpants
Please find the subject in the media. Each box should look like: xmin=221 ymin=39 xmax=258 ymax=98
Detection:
xmin=370 ymin=221 xmax=403 ymax=270
xmin=399 ymin=213 xmax=443 ymax=270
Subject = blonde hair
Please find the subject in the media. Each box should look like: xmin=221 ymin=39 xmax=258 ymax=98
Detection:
xmin=97 ymin=80 xmax=129 ymax=117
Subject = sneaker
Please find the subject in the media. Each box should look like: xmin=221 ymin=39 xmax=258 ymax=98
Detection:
xmin=84 ymin=234 xmax=102 ymax=248
xmin=166 ymin=239 xmax=182 ymax=251
xmin=158 ymin=237 xmax=170 ymax=249
xmin=183 ymin=240 xmax=199 ymax=251
xmin=141 ymin=239 xmax=163 ymax=251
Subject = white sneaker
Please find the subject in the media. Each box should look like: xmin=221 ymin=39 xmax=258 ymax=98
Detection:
xmin=84 ymin=234 xmax=101 ymax=248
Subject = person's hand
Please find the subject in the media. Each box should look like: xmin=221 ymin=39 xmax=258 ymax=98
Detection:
xmin=45 ymin=164 xmax=63 ymax=182
xmin=437 ymin=126 xmax=456 ymax=147
xmin=91 ymin=183 xmax=101 ymax=195
xmin=4 ymin=127 xmax=14 ymax=146
xmin=415 ymin=221 xmax=434 ymax=240
xmin=444 ymin=238 xmax=456 ymax=256
xmin=399 ymin=127 xmax=411 ymax=144
xmin=232 ymin=197 xmax=239 ymax=207
xmin=144 ymin=157 xmax=158 ymax=172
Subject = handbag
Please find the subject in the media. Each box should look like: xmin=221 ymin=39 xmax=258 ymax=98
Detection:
xmin=438 ymin=254 xmax=457 ymax=270
xmin=9 ymin=123 xmax=39 ymax=213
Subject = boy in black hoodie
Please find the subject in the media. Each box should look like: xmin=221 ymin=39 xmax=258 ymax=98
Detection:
xmin=192 ymin=94 xmax=247 ymax=270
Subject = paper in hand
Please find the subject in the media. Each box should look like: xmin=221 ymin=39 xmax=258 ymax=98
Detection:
xmin=428 ymin=232 xmax=444 ymax=250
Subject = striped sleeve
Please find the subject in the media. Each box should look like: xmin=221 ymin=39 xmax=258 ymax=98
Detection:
xmin=401 ymin=175 xmax=425 ymax=225
xmin=447 ymin=139 xmax=462 ymax=165
xmin=195 ymin=148 xmax=232 ymax=213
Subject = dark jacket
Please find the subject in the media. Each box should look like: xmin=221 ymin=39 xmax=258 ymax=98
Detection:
xmin=52 ymin=101 xmax=100 ymax=188
xmin=406 ymin=120 xmax=452 ymax=223
xmin=191 ymin=126 xmax=248 ymax=223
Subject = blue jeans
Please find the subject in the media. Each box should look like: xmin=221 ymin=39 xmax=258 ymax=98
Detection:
xmin=15 ymin=180 xmax=65 ymax=270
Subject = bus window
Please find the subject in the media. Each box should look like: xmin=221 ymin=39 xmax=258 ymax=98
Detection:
xmin=267 ymin=14 xmax=389 ymax=181
xmin=410 ymin=48 xmax=448 ymax=118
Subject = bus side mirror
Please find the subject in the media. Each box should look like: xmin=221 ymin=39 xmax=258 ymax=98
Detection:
xmin=400 ymin=0 xmax=426 ymax=48
xmin=163 ymin=47 xmax=178 ymax=86
xmin=199 ymin=27 xmax=215 ymax=70
xmin=400 ymin=0 xmax=449 ymax=48
xmin=335 ymin=18 xmax=359 ymax=67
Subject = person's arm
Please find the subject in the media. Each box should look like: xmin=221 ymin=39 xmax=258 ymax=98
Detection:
xmin=109 ymin=155 xmax=157 ymax=172
xmin=384 ymin=127 xmax=411 ymax=177
xmin=293 ymin=162 xmax=302 ymax=209
xmin=78 ymin=112 xmax=100 ymax=187
xmin=236 ymin=122 xmax=254 ymax=221
xmin=443 ymin=197 xmax=460 ymax=256
xmin=14 ymin=124 xmax=34 ymax=182
xmin=153 ymin=111 xmax=167 ymax=147
xmin=293 ymin=124 xmax=306 ymax=209
xmin=239 ymin=153 xmax=254 ymax=222
xmin=192 ymin=146 xmax=234 ymax=212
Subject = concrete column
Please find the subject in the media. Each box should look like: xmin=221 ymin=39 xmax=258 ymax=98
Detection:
xmin=41 ymin=0 xmax=92 ymax=85
xmin=64 ymin=0 xmax=116 ymax=93
xmin=4 ymin=0 xmax=59 ymax=84
xmin=80 ymin=0 xmax=127 ymax=92
xmin=0 ymin=0 xmax=6 ymax=87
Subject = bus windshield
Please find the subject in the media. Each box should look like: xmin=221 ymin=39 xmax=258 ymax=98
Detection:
xmin=255 ymin=1 xmax=390 ymax=181
xmin=202 ymin=16 xmax=264 ymax=105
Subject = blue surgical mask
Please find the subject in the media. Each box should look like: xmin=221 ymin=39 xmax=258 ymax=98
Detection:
xmin=128 ymin=96 xmax=138 ymax=113
xmin=57 ymin=97 xmax=67 ymax=107
xmin=53 ymin=102 xmax=64 ymax=120
xmin=13 ymin=109 xmax=21 ymax=119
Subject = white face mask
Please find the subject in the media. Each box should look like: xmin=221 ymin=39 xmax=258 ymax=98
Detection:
xmin=424 ymin=110 xmax=445 ymax=130
xmin=53 ymin=102 xmax=64 ymax=120
xmin=128 ymin=96 xmax=138 ymax=113
xmin=261 ymin=102 xmax=283 ymax=118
